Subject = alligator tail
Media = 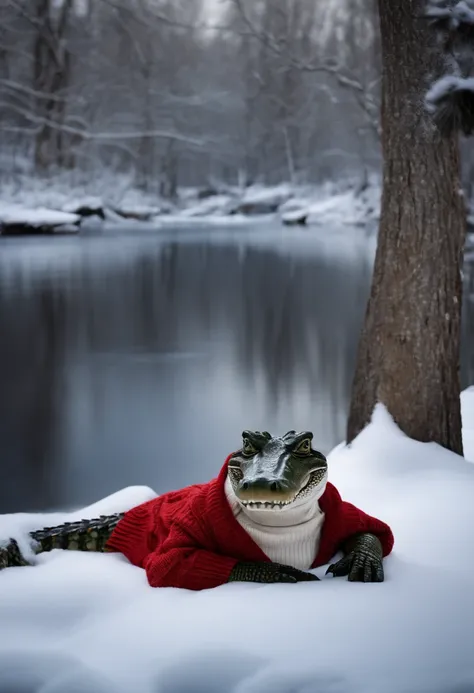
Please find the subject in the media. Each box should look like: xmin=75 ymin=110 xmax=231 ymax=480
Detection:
xmin=30 ymin=513 xmax=125 ymax=553
xmin=0 ymin=513 xmax=125 ymax=570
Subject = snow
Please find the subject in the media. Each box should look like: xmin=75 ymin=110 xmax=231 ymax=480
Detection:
xmin=279 ymin=186 xmax=380 ymax=227
xmin=426 ymin=0 xmax=474 ymax=28
xmin=179 ymin=194 xmax=236 ymax=217
xmin=0 ymin=171 xmax=382 ymax=232
xmin=461 ymin=386 xmax=474 ymax=456
xmin=0 ymin=205 xmax=80 ymax=228
xmin=61 ymin=197 xmax=104 ymax=214
xmin=2 ymin=393 xmax=474 ymax=692
xmin=425 ymin=0 xmax=474 ymax=24
xmin=280 ymin=208 xmax=308 ymax=224
xmin=426 ymin=75 xmax=474 ymax=111
xmin=455 ymin=0 xmax=474 ymax=24
xmin=238 ymin=183 xmax=293 ymax=208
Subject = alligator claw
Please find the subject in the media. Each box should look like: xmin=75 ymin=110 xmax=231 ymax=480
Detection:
xmin=326 ymin=533 xmax=385 ymax=583
xmin=326 ymin=555 xmax=351 ymax=578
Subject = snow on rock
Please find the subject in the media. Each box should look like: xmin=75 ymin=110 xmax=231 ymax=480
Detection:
xmin=235 ymin=184 xmax=293 ymax=215
xmin=113 ymin=205 xmax=166 ymax=221
xmin=0 ymin=175 xmax=383 ymax=230
xmin=280 ymin=209 xmax=308 ymax=226
xmin=0 ymin=205 xmax=80 ymax=229
xmin=278 ymin=181 xmax=380 ymax=228
xmin=62 ymin=196 xmax=105 ymax=218
xmin=2 ymin=393 xmax=474 ymax=692
xmin=179 ymin=194 xmax=236 ymax=217
xmin=239 ymin=183 xmax=293 ymax=207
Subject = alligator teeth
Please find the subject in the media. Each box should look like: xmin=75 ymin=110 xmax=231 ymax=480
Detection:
xmin=241 ymin=500 xmax=294 ymax=508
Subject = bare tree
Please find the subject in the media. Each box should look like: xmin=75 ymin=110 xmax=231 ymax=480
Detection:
xmin=32 ymin=0 xmax=75 ymax=169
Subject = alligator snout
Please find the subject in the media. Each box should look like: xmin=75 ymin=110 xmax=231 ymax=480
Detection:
xmin=240 ymin=477 xmax=284 ymax=492
xmin=236 ymin=476 xmax=291 ymax=503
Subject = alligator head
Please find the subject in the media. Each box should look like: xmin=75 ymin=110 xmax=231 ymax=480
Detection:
xmin=227 ymin=430 xmax=328 ymax=511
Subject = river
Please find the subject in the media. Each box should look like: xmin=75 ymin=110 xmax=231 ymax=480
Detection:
xmin=1 ymin=223 xmax=473 ymax=514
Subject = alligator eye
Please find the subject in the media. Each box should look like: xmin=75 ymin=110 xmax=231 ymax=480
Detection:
xmin=242 ymin=439 xmax=257 ymax=456
xmin=228 ymin=467 xmax=243 ymax=482
xmin=295 ymin=438 xmax=311 ymax=455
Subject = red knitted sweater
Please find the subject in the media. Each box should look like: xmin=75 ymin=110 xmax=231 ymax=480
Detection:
xmin=106 ymin=455 xmax=394 ymax=590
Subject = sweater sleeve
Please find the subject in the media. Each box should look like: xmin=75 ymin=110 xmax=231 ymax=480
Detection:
xmin=143 ymin=521 xmax=239 ymax=590
xmin=105 ymin=498 xmax=160 ymax=567
xmin=340 ymin=501 xmax=394 ymax=557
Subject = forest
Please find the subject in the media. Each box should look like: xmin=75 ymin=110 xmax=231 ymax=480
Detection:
xmin=0 ymin=0 xmax=383 ymax=197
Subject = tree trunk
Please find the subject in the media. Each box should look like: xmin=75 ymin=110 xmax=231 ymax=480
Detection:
xmin=346 ymin=0 xmax=466 ymax=455
xmin=160 ymin=139 xmax=178 ymax=200
xmin=33 ymin=0 xmax=73 ymax=172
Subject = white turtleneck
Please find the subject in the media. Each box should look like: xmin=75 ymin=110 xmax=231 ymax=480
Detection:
xmin=224 ymin=475 xmax=327 ymax=570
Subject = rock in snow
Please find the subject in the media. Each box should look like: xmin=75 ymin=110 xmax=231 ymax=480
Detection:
xmin=281 ymin=209 xmax=308 ymax=226
xmin=62 ymin=197 xmax=106 ymax=220
xmin=0 ymin=205 xmax=80 ymax=236
xmin=1 ymin=392 xmax=474 ymax=692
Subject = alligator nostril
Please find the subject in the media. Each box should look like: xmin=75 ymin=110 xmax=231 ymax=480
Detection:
xmin=242 ymin=482 xmax=249 ymax=490
xmin=270 ymin=482 xmax=278 ymax=491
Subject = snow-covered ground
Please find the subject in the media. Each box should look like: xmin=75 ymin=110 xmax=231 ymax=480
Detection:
xmin=1 ymin=392 xmax=474 ymax=693
xmin=0 ymin=173 xmax=381 ymax=233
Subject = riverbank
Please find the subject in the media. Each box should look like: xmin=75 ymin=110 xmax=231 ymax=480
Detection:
xmin=0 ymin=174 xmax=381 ymax=235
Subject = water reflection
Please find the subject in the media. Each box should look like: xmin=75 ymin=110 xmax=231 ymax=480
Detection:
xmin=1 ymin=227 xmax=473 ymax=513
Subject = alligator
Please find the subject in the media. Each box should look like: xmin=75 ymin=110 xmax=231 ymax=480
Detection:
xmin=0 ymin=431 xmax=393 ymax=588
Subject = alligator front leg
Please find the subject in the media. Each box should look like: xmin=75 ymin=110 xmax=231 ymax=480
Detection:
xmin=0 ymin=513 xmax=124 ymax=571
xmin=325 ymin=533 xmax=384 ymax=583
xmin=228 ymin=561 xmax=320 ymax=584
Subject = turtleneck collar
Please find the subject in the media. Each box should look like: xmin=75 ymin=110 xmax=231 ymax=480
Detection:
xmin=224 ymin=472 xmax=328 ymax=528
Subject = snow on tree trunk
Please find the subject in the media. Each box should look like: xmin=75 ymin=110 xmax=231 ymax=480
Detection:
xmin=347 ymin=0 xmax=466 ymax=454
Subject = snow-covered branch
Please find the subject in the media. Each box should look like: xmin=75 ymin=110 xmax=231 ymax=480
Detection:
xmin=426 ymin=74 xmax=474 ymax=134
xmin=0 ymin=100 xmax=208 ymax=146
xmin=423 ymin=0 xmax=474 ymax=35
xmin=423 ymin=0 xmax=474 ymax=135
xmin=229 ymin=0 xmax=381 ymax=139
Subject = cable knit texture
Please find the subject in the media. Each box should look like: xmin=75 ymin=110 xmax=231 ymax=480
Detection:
xmin=106 ymin=454 xmax=394 ymax=591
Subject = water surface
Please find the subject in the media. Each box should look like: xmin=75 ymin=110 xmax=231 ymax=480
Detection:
xmin=0 ymin=223 xmax=472 ymax=513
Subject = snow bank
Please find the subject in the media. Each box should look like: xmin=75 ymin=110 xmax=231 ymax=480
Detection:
xmin=2 ymin=393 xmax=474 ymax=692
xmin=0 ymin=205 xmax=80 ymax=228
xmin=0 ymin=171 xmax=382 ymax=232
xmin=61 ymin=197 xmax=104 ymax=215
xmin=461 ymin=385 xmax=474 ymax=457
xmin=279 ymin=182 xmax=380 ymax=227
xmin=179 ymin=194 xmax=236 ymax=217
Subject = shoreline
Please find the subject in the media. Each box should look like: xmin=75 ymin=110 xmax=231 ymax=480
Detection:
xmin=0 ymin=179 xmax=381 ymax=236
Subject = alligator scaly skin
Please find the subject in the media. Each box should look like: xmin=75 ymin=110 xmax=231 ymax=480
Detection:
xmin=0 ymin=513 xmax=125 ymax=570
xmin=228 ymin=560 xmax=320 ymax=583
xmin=0 ymin=539 xmax=30 ymax=569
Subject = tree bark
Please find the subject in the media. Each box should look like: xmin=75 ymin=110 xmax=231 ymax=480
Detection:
xmin=346 ymin=0 xmax=466 ymax=455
